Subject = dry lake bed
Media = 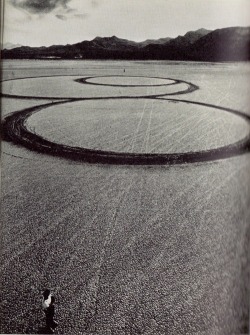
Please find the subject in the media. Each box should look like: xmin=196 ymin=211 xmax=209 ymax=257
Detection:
xmin=1 ymin=60 xmax=250 ymax=334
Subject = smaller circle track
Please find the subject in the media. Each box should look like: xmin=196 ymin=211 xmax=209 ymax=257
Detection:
xmin=1 ymin=75 xmax=199 ymax=100
xmin=75 ymin=75 xmax=178 ymax=87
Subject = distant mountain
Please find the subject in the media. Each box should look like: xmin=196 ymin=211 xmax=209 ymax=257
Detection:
xmin=139 ymin=37 xmax=173 ymax=47
xmin=1 ymin=27 xmax=249 ymax=61
xmin=172 ymin=28 xmax=212 ymax=47
xmin=1 ymin=42 xmax=22 ymax=50
xmin=190 ymin=27 xmax=250 ymax=61
xmin=141 ymin=28 xmax=212 ymax=60
xmin=90 ymin=36 xmax=139 ymax=49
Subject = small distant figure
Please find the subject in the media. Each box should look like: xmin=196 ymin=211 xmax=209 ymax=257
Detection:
xmin=42 ymin=290 xmax=58 ymax=333
xmin=45 ymin=296 xmax=58 ymax=333
xmin=42 ymin=289 xmax=52 ymax=311
xmin=124 ymin=68 xmax=125 ymax=73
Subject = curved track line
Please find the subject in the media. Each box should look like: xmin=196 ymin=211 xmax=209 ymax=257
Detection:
xmin=2 ymin=98 xmax=250 ymax=165
xmin=75 ymin=75 xmax=177 ymax=87
xmin=1 ymin=74 xmax=88 ymax=83
xmin=1 ymin=75 xmax=199 ymax=100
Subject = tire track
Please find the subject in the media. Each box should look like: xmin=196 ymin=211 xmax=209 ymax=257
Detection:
xmin=1 ymin=75 xmax=199 ymax=100
xmin=76 ymin=75 xmax=177 ymax=87
xmin=2 ymin=98 xmax=250 ymax=165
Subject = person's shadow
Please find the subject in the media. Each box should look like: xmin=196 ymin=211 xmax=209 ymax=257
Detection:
xmin=37 ymin=326 xmax=54 ymax=334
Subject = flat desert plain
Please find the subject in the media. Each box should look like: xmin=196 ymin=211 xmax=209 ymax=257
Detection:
xmin=1 ymin=60 xmax=250 ymax=334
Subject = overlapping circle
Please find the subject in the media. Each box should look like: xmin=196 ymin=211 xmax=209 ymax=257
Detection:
xmin=1 ymin=75 xmax=250 ymax=165
xmin=76 ymin=75 xmax=176 ymax=87
xmin=1 ymin=75 xmax=198 ymax=100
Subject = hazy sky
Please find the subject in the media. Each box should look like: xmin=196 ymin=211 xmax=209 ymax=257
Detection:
xmin=3 ymin=0 xmax=250 ymax=46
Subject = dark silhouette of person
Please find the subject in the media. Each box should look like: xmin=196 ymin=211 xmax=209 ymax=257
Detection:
xmin=45 ymin=296 xmax=58 ymax=333
xmin=42 ymin=289 xmax=52 ymax=311
xmin=43 ymin=289 xmax=50 ymax=300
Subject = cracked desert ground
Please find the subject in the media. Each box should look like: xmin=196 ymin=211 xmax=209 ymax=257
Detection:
xmin=1 ymin=60 xmax=250 ymax=334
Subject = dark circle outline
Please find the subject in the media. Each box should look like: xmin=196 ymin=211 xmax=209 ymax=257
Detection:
xmin=2 ymin=97 xmax=250 ymax=165
xmin=76 ymin=75 xmax=177 ymax=87
xmin=1 ymin=75 xmax=199 ymax=100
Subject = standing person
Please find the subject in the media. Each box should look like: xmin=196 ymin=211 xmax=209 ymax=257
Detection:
xmin=45 ymin=296 xmax=58 ymax=333
xmin=42 ymin=289 xmax=52 ymax=311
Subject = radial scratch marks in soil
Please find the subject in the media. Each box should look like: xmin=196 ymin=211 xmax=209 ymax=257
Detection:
xmin=2 ymin=98 xmax=250 ymax=165
xmin=143 ymin=99 xmax=155 ymax=152
xmin=83 ymin=174 xmax=135 ymax=331
xmin=129 ymin=99 xmax=148 ymax=152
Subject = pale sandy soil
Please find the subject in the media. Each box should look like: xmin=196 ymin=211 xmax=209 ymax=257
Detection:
xmin=1 ymin=60 xmax=250 ymax=334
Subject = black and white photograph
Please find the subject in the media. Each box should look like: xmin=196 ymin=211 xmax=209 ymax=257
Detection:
xmin=1 ymin=0 xmax=250 ymax=334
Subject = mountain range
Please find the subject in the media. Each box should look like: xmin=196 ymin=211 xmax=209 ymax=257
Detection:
xmin=2 ymin=27 xmax=250 ymax=62
xmin=1 ymin=42 xmax=23 ymax=50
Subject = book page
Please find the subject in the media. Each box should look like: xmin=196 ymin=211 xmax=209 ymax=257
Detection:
xmin=1 ymin=1 xmax=250 ymax=334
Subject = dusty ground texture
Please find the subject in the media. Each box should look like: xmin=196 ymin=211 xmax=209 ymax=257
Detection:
xmin=1 ymin=60 xmax=250 ymax=334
